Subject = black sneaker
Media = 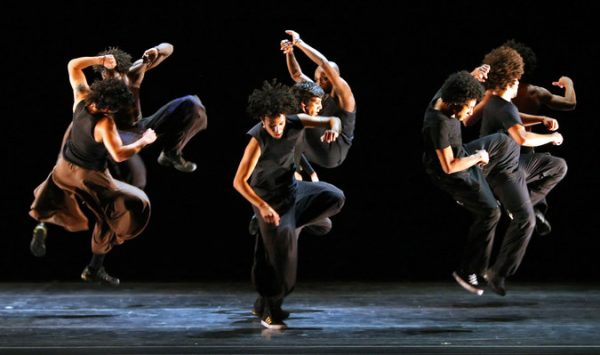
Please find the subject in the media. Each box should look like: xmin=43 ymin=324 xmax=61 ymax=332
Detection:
xmin=157 ymin=151 xmax=197 ymax=172
xmin=483 ymin=271 xmax=506 ymax=296
xmin=452 ymin=271 xmax=484 ymax=295
xmin=534 ymin=209 xmax=552 ymax=236
xmin=30 ymin=223 xmax=47 ymax=257
xmin=252 ymin=297 xmax=290 ymax=320
xmin=249 ymin=215 xmax=259 ymax=236
xmin=81 ymin=266 xmax=120 ymax=286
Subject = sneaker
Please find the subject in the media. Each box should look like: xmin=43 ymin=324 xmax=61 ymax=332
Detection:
xmin=30 ymin=223 xmax=47 ymax=257
xmin=81 ymin=266 xmax=120 ymax=286
xmin=483 ymin=271 xmax=506 ymax=296
xmin=534 ymin=209 xmax=552 ymax=236
xmin=261 ymin=308 xmax=288 ymax=330
xmin=252 ymin=297 xmax=290 ymax=320
xmin=249 ymin=215 xmax=259 ymax=236
xmin=452 ymin=271 xmax=484 ymax=295
xmin=157 ymin=151 xmax=197 ymax=173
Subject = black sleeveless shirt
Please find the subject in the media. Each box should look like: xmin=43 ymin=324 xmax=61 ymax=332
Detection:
xmin=63 ymin=101 xmax=109 ymax=171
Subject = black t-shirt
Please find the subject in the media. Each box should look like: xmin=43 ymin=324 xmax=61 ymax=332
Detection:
xmin=422 ymin=97 xmax=467 ymax=174
xmin=480 ymin=95 xmax=521 ymax=137
xmin=247 ymin=115 xmax=304 ymax=212
xmin=63 ymin=101 xmax=109 ymax=171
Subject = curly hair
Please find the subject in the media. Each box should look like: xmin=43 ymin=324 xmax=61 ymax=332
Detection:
xmin=93 ymin=47 xmax=133 ymax=74
xmin=503 ymin=39 xmax=537 ymax=82
xmin=291 ymin=80 xmax=325 ymax=106
xmin=246 ymin=79 xmax=296 ymax=120
xmin=86 ymin=78 xmax=133 ymax=116
xmin=482 ymin=46 xmax=524 ymax=90
xmin=440 ymin=71 xmax=484 ymax=106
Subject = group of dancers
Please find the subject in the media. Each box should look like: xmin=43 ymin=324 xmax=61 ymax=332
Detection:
xmin=27 ymin=33 xmax=574 ymax=330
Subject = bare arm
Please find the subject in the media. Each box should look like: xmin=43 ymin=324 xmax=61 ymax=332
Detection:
xmin=463 ymin=90 xmax=493 ymax=127
xmin=436 ymin=146 xmax=488 ymax=175
xmin=67 ymin=55 xmax=117 ymax=110
xmin=540 ymin=76 xmax=576 ymax=110
xmin=94 ymin=117 xmax=157 ymax=162
xmin=128 ymin=42 xmax=174 ymax=86
xmin=233 ymin=138 xmax=281 ymax=225
xmin=297 ymin=113 xmax=342 ymax=143
xmin=280 ymin=40 xmax=312 ymax=83
xmin=286 ymin=30 xmax=355 ymax=112
xmin=520 ymin=113 xmax=559 ymax=130
xmin=507 ymin=124 xmax=563 ymax=147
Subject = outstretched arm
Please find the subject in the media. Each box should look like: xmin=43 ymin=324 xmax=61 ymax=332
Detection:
xmin=507 ymin=124 xmax=563 ymax=147
xmin=280 ymin=39 xmax=312 ymax=83
xmin=67 ymin=55 xmax=117 ymax=110
xmin=286 ymin=30 xmax=355 ymax=112
xmin=233 ymin=138 xmax=281 ymax=225
xmin=297 ymin=113 xmax=342 ymax=143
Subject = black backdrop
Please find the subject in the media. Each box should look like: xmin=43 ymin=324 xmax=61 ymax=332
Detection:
xmin=2 ymin=1 xmax=598 ymax=282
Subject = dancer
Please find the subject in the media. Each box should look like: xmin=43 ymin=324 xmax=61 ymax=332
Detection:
xmin=479 ymin=45 xmax=566 ymax=238
xmin=280 ymin=30 xmax=356 ymax=169
xmin=423 ymin=71 xmax=534 ymax=296
xmin=234 ymin=80 xmax=345 ymax=329
xmin=30 ymin=54 xmax=156 ymax=285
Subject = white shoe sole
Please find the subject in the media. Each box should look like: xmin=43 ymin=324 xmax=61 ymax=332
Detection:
xmin=453 ymin=272 xmax=484 ymax=296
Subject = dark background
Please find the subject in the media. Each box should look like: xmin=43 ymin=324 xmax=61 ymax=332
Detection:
xmin=2 ymin=1 xmax=598 ymax=283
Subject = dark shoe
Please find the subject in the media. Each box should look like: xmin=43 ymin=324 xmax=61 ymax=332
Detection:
xmin=252 ymin=297 xmax=290 ymax=320
xmin=249 ymin=215 xmax=259 ymax=236
xmin=81 ymin=266 xmax=120 ymax=286
xmin=452 ymin=271 xmax=484 ymax=295
xmin=157 ymin=151 xmax=197 ymax=173
xmin=535 ymin=209 xmax=552 ymax=236
xmin=30 ymin=223 xmax=47 ymax=257
xmin=483 ymin=271 xmax=506 ymax=296
xmin=261 ymin=303 xmax=288 ymax=330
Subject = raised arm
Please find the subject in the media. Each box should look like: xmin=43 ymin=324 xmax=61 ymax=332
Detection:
xmin=233 ymin=138 xmax=281 ymax=225
xmin=540 ymin=76 xmax=576 ymax=110
xmin=128 ymin=42 xmax=174 ymax=85
xmin=280 ymin=39 xmax=312 ymax=83
xmin=286 ymin=30 xmax=355 ymax=112
xmin=67 ymin=55 xmax=117 ymax=110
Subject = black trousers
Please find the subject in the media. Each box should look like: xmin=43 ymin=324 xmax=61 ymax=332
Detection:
xmin=429 ymin=133 xmax=534 ymax=277
xmin=252 ymin=181 xmax=345 ymax=302
xmin=111 ymin=95 xmax=208 ymax=189
xmin=520 ymin=152 xmax=567 ymax=209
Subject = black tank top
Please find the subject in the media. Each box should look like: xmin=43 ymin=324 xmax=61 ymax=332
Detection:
xmin=63 ymin=101 xmax=109 ymax=171
xmin=247 ymin=115 xmax=303 ymax=212
xmin=313 ymin=95 xmax=356 ymax=143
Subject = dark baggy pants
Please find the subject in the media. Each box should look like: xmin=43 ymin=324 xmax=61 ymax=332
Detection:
xmin=112 ymin=95 xmax=208 ymax=189
xmin=30 ymin=157 xmax=151 ymax=254
xmin=252 ymin=181 xmax=345 ymax=303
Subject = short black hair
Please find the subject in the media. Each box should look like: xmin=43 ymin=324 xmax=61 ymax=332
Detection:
xmin=291 ymin=81 xmax=324 ymax=106
xmin=483 ymin=46 xmax=524 ymax=90
xmin=246 ymin=79 xmax=296 ymax=120
xmin=503 ymin=39 xmax=537 ymax=82
xmin=93 ymin=47 xmax=133 ymax=74
xmin=440 ymin=71 xmax=484 ymax=106
xmin=86 ymin=78 xmax=133 ymax=114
